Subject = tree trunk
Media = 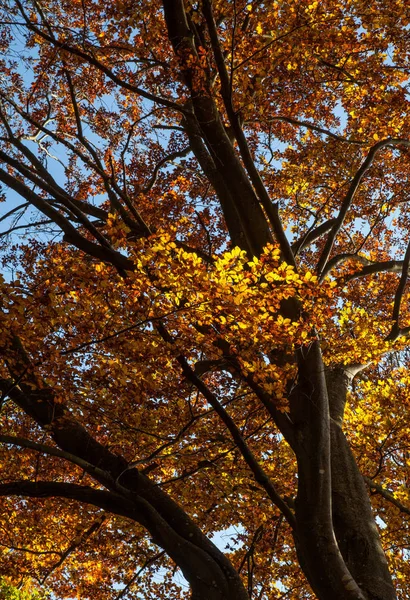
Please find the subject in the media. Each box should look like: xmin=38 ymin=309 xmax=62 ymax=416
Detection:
xmin=288 ymin=342 xmax=367 ymax=600
xmin=327 ymin=369 xmax=397 ymax=600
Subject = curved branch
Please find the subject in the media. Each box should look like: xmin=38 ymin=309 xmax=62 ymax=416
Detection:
xmin=386 ymin=237 xmax=410 ymax=341
xmin=14 ymin=0 xmax=186 ymax=114
xmin=270 ymin=116 xmax=366 ymax=146
xmin=0 ymin=477 xmax=239 ymax=599
xmin=320 ymin=252 xmax=371 ymax=277
xmin=114 ymin=551 xmax=165 ymax=600
xmin=0 ymin=480 xmax=138 ymax=518
xmin=232 ymin=24 xmax=307 ymax=73
xmin=41 ymin=514 xmax=107 ymax=585
xmin=1 ymin=90 xmax=149 ymax=239
xmin=0 ymin=434 xmax=113 ymax=484
xmin=156 ymin=323 xmax=296 ymax=528
xmin=63 ymin=69 xmax=149 ymax=234
xmin=363 ymin=476 xmax=410 ymax=517
xmin=317 ymin=138 xmax=410 ymax=278
xmin=60 ymin=304 xmax=202 ymax=355
xmin=0 ymin=339 xmax=250 ymax=600
xmin=0 ymin=95 xmax=105 ymax=220
xmin=0 ymin=220 xmax=53 ymax=238
xmin=0 ymin=125 xmax=112 ymax=249
xmin=140 ymin=147 xmax=190 ymax=195
xmin=343 ymin=260 xmax=404 ymax=282
xmin=0 ymin=90 xmax=112 ymax=222
xmin=0 ymin=201 xmax=30 ymax=223
xmin=0 ymin=167 xmax=133 ymax=273
xmin=292 ymin=218 xmax=336 ymax=255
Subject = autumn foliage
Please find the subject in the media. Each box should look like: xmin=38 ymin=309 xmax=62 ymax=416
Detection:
xmin=0 ymin=0 xmax=410 ymax=598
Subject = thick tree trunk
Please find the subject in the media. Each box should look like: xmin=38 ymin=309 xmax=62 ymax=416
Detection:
xmin=289 ymin=355 xmax=396 ymax=600
xmin=289 ymin=343 xmax=367 ymax=600
xmin=0 ymin=3 xmax=398 ymax=596
xmin=331 ymin=425 xmax=396 ymax=600
xmin=327 ymin=369 xmax=397 ymax=600
xmin=163 ymin=0 xmax=273 ymax=258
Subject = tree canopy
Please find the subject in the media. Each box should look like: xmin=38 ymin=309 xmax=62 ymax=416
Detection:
xmin=0 ymin=0 xmax=410 ymax=598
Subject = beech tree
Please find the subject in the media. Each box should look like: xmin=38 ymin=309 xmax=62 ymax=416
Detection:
xmin=0 ymin=579 xmax=47 ymax=600
xmin=0 ymin=0 xmax=410 ymax=598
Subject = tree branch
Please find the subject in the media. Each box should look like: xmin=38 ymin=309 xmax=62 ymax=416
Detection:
xmin=343 ymin=259 xmax=404 ymax=282
xmin=269 ymin=115 xmax=366 ymax=145
xmin=0 ymin=123 xmax=113 ymax=249
xmin=140 ymin=147 xmax=190 ymax=195
xmin=41 ymin=514 xmax=106 ymax=584
xmin=14 ymin=0 xmax=187 ymax=114
xmin=0 ymin=167 xmax=133 ymax=273
xmin=320 ymin=252 xmax=371 ymax=277
xmin=156 ymin=323 xmax=296 ymax=528
xmin=386 ymin=236 xmax=410 ymax=341
xmin=363 ymin=476 xmax=410 ymax=517
xmin=63 ymin=69 xmax=149 ymax=234
xmin=316 ymin=138 xmax=410 ymax=278
xmin=0 ymin=480 xmax=138 ymax=518
xmin=0 ymin=220 xmax=53 ymax=238
xmin=291 ymin=218 xmax=336 ymax=255
xmin=202 ymin=0 xmax=295 ymax=265
xmin=0 ymin=434 xmax=114 ymax=485
xmin=114 ymin=551 xmax=165 ymax=600
xmin=0 ymin=338 xmax=250 ymax=600
xmin=164 ymin=0 xmax=274 ymax=259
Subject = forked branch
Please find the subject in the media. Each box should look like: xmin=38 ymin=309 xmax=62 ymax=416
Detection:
xmin=317 ymin=139 xmax=410 ymax=278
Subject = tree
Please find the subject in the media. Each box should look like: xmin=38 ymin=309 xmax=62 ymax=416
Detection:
xmin=0 ymin=578 xmax=48 ymax=600
xmin=0 ymin=0 xmax=409 ymax=598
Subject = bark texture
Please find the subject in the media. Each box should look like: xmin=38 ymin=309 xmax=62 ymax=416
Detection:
xmin=0 ymin=1 xmax=401 ymax=598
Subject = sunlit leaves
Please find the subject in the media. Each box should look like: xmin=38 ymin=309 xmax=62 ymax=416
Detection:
xmin=0 ymin=0 xmax=410 ymax=597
